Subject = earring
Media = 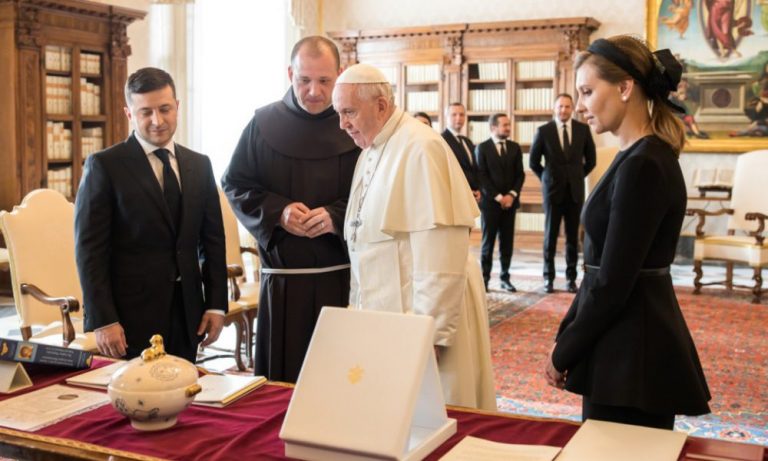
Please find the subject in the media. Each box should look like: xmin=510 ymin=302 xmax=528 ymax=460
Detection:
xmin=621 ymin=96 xmax=628 ymax=102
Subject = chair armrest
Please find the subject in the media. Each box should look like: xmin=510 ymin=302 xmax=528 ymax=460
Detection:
xmin=19 ymin=283 xmax=78 ymax=347
xmin=227 ymin=264 xmax=244 ymax=301
xmin=745 ymin=212 xmax=767 ymax=245
xmin=239 ymin=246 xmax=259 ymax=257
xmin=685 ymin=207 xmax=734 ymax=238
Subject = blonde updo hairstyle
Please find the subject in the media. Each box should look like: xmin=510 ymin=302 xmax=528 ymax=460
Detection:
xmin=574 ymin=35 xmax=686 ymax=156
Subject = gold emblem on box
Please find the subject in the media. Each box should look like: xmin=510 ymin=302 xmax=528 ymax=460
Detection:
xmin=347 ymin=365 xmax=364 ymax=384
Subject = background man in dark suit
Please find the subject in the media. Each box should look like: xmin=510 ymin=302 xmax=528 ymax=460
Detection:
xmin=529 ymin=93 xmax=596 ymax=294
xmin=476 ymin=113 xmax=525 ymax=292
xmin=75 ymin=67 xmax=227 ymax=362
xmin=442 ymin=102 xmax=480 ymax=202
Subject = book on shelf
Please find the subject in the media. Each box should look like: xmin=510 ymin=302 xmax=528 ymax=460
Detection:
xmin=376 ymin=66 xmax=398 ymax=85
xmin=476 ymin=62 xmax=508 ymax=80
xmin=192 ymin=374 xmax=267 ymax=408
xmin=65 ymin=360 xmax=126 ymax=389
xmin=406 ymin=64 xmax=440 ymax=83
xmin=79 ymin=78 xmax=102 ymax=115
xmin=44 ymin=46 xmax=72 ymax=72
xmin=514 ymin=87 xmax=554 ymax=111
xmin=406 ymin=91 xmax=439 ymax=112
xmin=47 ymin=167 xmax=73 ymax=198
xmin=45 ymin=76 xmax=73 ymax=115
xmin=79 ymin=53 xmax=101 ymax=75
xmin=515 ymin=60 xmax=555 ymax=80
xmin=46 ymin=122 xmax=72 ymax=160
xmin=468 ymin=89 xmax=506 ymax=112
xmin=0 ymin=337 xmax=93 ymax=369
xmin=515 ymin=121 xmax=545 ymax=145
xmin=468 ymin=120 xmax=491 ymax=145
xmin=82 ymin=126 xmax=104 ymax=158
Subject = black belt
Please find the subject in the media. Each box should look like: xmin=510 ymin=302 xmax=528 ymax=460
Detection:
xmin=584 ymin=264 xmax=670 ymax=277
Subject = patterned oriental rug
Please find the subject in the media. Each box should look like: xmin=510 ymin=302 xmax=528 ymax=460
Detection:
xmin=488 ymin=280 xmax=768 ymax=446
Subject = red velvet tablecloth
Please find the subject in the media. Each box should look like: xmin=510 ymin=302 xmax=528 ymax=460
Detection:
xmin=0 ymin=361 xmax=764 ymax=461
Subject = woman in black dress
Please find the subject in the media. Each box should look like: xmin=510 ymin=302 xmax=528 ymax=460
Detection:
xmin=545 ymin=35 xmax=711 ymax=429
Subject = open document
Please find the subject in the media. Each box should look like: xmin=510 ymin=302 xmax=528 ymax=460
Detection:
xmin=557 ymin=419 xmax=686 ymax=461
xmin=0 ymin=384 xmax=110 ymax=431
xmin=192 ymin=374 xmax=267 ymax=408
xmin=65 ymin=360 xmax=126 ymax=389
xmin=440 ymin=436 xmax=561 ymax=461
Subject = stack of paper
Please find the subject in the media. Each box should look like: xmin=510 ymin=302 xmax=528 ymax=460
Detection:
xmin=65 ymin=361 xmax=126 ymax=389
xmin=440 ymin=436 xmax=560 ymax=460
xmin=193 ymin=374 xmax=267 ymax=408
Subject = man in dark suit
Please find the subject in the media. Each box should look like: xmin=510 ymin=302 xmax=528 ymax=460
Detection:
xmin=442 ymin=102 xmax=481 ymax=202
xmin=75 ymin=67 xmax=227 ymax=362
xmin=529 ymin=93 xmax=596 ymax=294
xmin=475 ymin=113 xmax=525 ymax=292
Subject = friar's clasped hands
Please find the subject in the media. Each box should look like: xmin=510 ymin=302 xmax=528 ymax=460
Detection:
xmin=282 ymin=202 xmax=334 ymax=238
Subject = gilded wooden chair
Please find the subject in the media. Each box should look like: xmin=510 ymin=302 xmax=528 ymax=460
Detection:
xmin=686 ymin=150 xmax=768 ymax=303
xmin=198 ymin=190 xmax=260 ymax=370
xmin=0 ymin=189 xmax=96 ymax=349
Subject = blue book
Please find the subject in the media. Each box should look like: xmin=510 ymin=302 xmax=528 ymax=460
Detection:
xmin=0 ymin=337 xmax=92 ymax=369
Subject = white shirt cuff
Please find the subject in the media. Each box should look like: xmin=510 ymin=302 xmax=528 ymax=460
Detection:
xmin=205 ymin=309 xmax=225 ymax=316
xmin=95 ymin=322 xmax=119 ymax=331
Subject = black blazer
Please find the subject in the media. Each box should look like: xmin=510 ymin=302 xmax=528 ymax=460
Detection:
xmin=552 ymin=136 xmax=710 ymax=415
xmin=75 ymin=134 xmax=228 ymax=350
xmin=441 ymin=129 xmax=479 ymax=191
xmin=475 ymin=138 xmax=525 ymax=211
xmin=529 ymin=119 xmax=596 ymax=205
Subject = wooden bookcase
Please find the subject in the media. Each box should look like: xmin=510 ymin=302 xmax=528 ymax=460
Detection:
xmin=329 ymin=18 xmax=599 ymax=247
xmin=0 ymin=0 xmax=145 ymax=212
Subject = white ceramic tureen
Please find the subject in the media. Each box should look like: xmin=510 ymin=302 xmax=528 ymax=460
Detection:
xmin=107 ymin=335 xmax=201 ymax=431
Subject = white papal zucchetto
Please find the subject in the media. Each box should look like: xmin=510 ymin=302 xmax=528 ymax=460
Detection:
xmin=335 ymin=63 xmax=390 ymax=84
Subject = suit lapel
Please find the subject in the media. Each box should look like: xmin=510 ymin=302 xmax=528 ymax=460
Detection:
xmin=118 ymin=135 xmax=175 ymax=231
xmin=445 ymin=130 xmax=470 ymax=168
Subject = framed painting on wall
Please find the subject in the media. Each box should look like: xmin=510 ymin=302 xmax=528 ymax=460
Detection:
xmin=648 ymin=0 xmax=768 ymax=152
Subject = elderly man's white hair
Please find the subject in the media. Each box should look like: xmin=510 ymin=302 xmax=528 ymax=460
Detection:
xmin=335 ymin=63 xmax=395 ymax=105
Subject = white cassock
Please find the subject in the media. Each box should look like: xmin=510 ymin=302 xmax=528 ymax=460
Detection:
xmin=344 ymin=107 xmax=497 ymax=411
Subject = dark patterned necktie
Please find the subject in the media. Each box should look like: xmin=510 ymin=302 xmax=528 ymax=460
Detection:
xmin=562 ymin=124 xmax=571 ymax=158
xmin=498 ymin=141 xmax=507 ymax=157
xmin=153 ymin=148 xmax=181 ymax=229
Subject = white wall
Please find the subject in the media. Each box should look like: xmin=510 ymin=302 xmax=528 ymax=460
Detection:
xmin=321 ymin=0 xmax=646 ymax=40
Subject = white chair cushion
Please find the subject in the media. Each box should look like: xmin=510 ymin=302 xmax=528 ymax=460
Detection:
xmin=694 ymin=235 xmax=768 ymax=266
xmin=31 ymin=331 xmax=97 ymax=351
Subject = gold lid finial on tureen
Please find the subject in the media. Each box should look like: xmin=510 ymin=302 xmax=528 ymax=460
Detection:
xmin=141 ymin=334 xmax=166 ymax=362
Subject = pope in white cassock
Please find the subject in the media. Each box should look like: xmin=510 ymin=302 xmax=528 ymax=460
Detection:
xmin=332 ymin=63 xmax=497 ymax=411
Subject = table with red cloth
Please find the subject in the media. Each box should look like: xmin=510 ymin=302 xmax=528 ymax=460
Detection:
xmin=0 ymin=361 xmax=764 ymax=461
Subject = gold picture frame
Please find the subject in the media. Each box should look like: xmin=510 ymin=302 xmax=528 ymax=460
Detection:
xmin=648 ymin=0 xmax=768 ymax=153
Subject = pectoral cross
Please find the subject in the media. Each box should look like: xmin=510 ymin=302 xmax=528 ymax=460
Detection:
xmin=350 ymin=218 xmax=363 ymax=243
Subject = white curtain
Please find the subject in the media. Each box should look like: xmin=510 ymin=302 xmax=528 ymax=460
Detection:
xmin=189 ymin=0 xmax=291 ymax=179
